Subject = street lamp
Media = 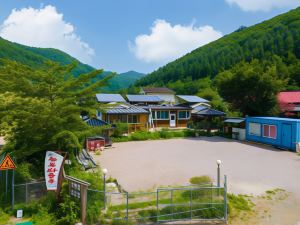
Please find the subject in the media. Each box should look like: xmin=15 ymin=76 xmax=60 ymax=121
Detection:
xmin=216 ymin=160 xmax=222 ymax=187
xmin=102 ymin=168 xmax=108 ymax=209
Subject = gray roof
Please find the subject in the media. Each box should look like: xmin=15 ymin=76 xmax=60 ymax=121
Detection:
xmin=177 ymin=95 xmax=209 ymax=103
xmin=194 ymin=108 xmax=226 ymax=116
xmin=142 ymin=104 xmax=191 ymax=110
xmin=106 ymin=104 xmax=149 ymax=114
xmin=126 ymin=95 xmax=163 ymax=102
xmin=224 ymin=118 xmax=245 ymax=123
xmin=96 ymin=94 xmax=126 ymax=103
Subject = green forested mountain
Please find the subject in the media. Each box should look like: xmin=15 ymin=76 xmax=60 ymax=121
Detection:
xmin=134 ymin=7 xmax=300 ymax=116
xmin=0 ymin=37 xmax=144 ymax=91
xmin=136 ymin=7 xmax=300 ymax=86
xmin=101 ymin=71 xmax=145 ymax=92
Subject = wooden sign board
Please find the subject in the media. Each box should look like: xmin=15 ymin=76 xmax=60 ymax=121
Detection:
xmin=0 ymin=154 xmax=16 ymax=170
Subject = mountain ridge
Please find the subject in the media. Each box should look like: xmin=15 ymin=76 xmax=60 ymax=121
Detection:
xmin=135 ymin=7 xmax=300 ymax=87
xmin=0 ymin=37 xmax=144 ymax=91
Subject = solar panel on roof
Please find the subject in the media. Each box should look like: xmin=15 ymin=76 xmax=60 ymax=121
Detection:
xmin=126 ymin=95 xmax=163 ymax=102
xmin=177 ymin=95 xmax=209 ymax=103
xmin=96 ymin=94 xmax=126 ymax=103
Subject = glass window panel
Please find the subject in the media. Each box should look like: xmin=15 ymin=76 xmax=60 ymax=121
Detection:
xmin=249 ymin=123 xmax=261 ymax=136
xmin=270 ymin=125 xmax=277 ymax=138
xmin=263 ymin=125 xmax=269 ymax=137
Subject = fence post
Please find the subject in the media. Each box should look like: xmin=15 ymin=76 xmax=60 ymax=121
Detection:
xmin=5 ymin=170 xmax=8 ymax=201
xmin=11 ymin=169 xmax=15 ymax=210
xmin=171 ymin=190 xmax=173 ymax=221
xmin=210 ymin=183 xmax=213 ymax=209
xmin=224 ymin=175 xmax=228 ymax=222
xmin=25 ymin=182 xmax=28 ymax=204
xmin=156 ymin=189 xmax=159 ymax=222
xmin=190 ymin=189 xmax=192 ymax=220
xmin=126 ymin=192 xmax=129 ymax=223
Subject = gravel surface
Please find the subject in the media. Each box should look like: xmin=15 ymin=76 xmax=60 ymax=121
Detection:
xmin=94 ymin=137 xmax=300 ymax=197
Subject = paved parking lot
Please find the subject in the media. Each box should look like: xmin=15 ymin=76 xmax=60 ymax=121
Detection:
xmin=95 ymin=137 xmax=300 ymax=197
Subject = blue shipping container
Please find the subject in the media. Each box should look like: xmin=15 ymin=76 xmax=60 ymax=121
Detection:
xmin=245 ymin=117 xmax=300 ymax=151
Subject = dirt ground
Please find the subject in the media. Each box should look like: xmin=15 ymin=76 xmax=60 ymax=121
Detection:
xmin=93 ymin=137 xmax=300 ymax=224
xmin=229 ymin=189 xmax=300 ymax=225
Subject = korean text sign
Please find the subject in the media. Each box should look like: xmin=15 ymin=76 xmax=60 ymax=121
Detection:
xmin=44 ymin=151 xmax=63 ymax=191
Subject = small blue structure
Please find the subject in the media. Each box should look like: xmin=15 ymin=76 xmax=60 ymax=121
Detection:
xmin=246 ymin=117 xmax=300 ymax=151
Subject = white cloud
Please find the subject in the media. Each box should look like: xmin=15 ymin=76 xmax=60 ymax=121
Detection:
xmin=225 ymin=0 xmax=300 ymax=11
xmin=130 ymin=19 xmax=222 ymax=64
xmin=0 ymin=5 xmax=94 ymax=63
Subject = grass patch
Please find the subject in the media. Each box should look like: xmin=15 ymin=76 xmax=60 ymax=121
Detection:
xmin=228 ymin=193 xmax=254 ymax=220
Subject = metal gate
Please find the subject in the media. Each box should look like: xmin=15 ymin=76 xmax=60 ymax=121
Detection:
xmin=87 ymin=176 xmax=227 ymax=224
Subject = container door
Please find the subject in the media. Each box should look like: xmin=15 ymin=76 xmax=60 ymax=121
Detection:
xmin=281 ymin=124 xmax=292 ymax=149
xmin=170 ymin=113 xmax=176 ymax=127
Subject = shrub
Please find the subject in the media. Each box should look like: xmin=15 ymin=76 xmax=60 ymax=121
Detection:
xmin=112 ymin=136 xmax=130 ymax=142
xmin=69 ymin=168 xmax=103 ymax=189
xmin=159 ymin=129 xmax=173 ymax=138
xmin=190 ymin=176 xmax=212 ymax=185
xmin=32 ymin=207 xmax=55 ymax=225
xmin=56 ymin=195 xmax=80 ymax=225
xmin=13 ymin=192 xmax=57 ymax=218
xmin=0 ymin=209 xmax=9 ymax=225
xmin=113 ymin=123 xmax=129 ymax=137
xmin=130 ymin=131 xmax=150 ymax=141
xmin=184 ymin=129 xmax=196 ymax=137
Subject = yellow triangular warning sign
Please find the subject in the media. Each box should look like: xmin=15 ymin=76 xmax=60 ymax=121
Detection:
xmin=0 ymin=154 xmax=16 ymax=170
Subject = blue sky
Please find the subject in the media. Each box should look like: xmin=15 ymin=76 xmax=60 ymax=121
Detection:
xmin=0 ymin=0 xmax=299 ymax=73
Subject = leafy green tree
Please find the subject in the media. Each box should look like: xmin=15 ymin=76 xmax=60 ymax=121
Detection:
xmin=215 ymin=60 xmax=287 ymax=116
xmin=0 ymin=60 xmax=113 ymax=167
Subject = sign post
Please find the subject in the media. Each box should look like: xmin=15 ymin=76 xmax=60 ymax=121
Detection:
xmin=65 ymin=175 xmax=90 ymax=225
xmin=44 ymin=151 xmax=64 ymax=192
xmin=0 ymin=154 xmax=17 ymax=209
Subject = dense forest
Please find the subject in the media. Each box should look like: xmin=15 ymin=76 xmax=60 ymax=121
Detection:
xmin=0 ymin=37 xmax=144 ymax=91
xmin=133 ymin=7 xmax=300 ymax=116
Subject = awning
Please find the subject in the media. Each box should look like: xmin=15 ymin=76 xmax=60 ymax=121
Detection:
xmin=224 ymin=118 xmax=245 ymax=123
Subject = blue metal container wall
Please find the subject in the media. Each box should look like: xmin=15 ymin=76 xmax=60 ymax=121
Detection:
xmin=245 ymin=117 xmax=300 ymax=151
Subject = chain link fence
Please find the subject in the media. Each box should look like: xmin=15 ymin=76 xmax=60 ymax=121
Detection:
xmin=13 ymin=181 xmax=47 ymax=205
xmin=87 ymin=176 xmax=227 ymax=224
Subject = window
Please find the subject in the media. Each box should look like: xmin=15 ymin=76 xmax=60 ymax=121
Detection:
xmin=178 ymin=110 xmax=190 ymax=119
xmin=263 ymin=124 xmax=277 ymax=139
xmin=156 ymin=111 xmax=169 ymax=119
xmin=128 ymin=115 xmax=140 ymax=124
xmin=151 ymin=111 xmax=156 ymax=119
xmin=112 ymin=114 xmax=127 ymax=123
xmin=249 ymin=122 xmax=261 ymax=136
